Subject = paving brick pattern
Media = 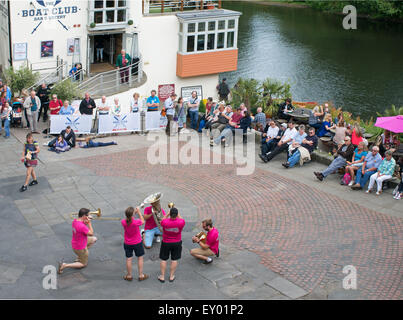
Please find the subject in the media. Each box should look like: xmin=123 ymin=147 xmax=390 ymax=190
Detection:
xmin=73 ymin=147 xmax=403 ymax=300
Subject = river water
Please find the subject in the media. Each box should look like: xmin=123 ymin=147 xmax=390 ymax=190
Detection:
xmin=221 ymin=1 xmax=403 ymax=119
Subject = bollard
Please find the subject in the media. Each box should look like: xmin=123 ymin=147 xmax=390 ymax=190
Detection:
xmin=140 ymin=110 xmax=146 ymax=136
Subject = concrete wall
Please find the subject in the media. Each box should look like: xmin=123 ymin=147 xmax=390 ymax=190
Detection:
xmin=0 ymin=0 xmax=11 ymax=73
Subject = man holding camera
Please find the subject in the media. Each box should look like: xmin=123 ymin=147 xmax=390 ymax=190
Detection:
xmin=58 ymin=208 xmax=97 ymax=274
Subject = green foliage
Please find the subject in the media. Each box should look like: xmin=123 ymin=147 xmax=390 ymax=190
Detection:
xmin=377 ymin=104 xmax=403 ymax=117
xmin=230 ymin=78 xmax=261 ymax=113
xmin=360 ymin=117 xmax=384 ymax=141
xmin=4 ymin=66 xmax=39 ymax=96
xmin=50 ymin=80 xmax=81 ymax=102
xmin=199 ymin=99 xmax=206 ymax=113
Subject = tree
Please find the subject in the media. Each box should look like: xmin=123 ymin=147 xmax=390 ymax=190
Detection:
xmin=4 ymin=66 xmax=39 ymax=97
xmin=230 ymin=78 xmax=260 ymax=113
xmin=50 ymin=79 xmax=82 ymax=102
xmin=260 ymin=78 xmax=292 ymax=106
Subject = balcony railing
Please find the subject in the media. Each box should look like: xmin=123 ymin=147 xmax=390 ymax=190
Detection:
xmin=143 ymin=0 xmax=221 ymax=15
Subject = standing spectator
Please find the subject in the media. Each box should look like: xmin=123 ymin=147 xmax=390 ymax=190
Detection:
xmin=95 ymin=39 xmax=104 ymax=62
xmin=49 ymin=94 xmax=63 ymax=116
xmin=36 ymin=83 xmax=50 ymax=122
xmin=20 ymin=89 xmax=30 ymax=128
xmin=0 ymin=102 xmax=12 ymax=138
xmin=97 ymin=96 xmax=110 ymax=116
xmin=146 ymin=90 xmax=160 ymax=112
xmin=176 ymin=97 xmax=188 ymax=133
xmin=366 ymin=150 xmax=396 ymax=195
xmin=59 ymin=100 xmax=75 ymax=115
xmin=164 ymin=93 xmax=177 ymax=136
xmin=217 ymin=78 xmax=230 ymax=101
xmin=187 ymin=91 xmax=200 ymax=131
xmin=1 ymin=83 xmax=12 ymax=102
xmin=0 ymin=91 xmax=7 ymax=107
xmin=79 ymin=93 xmax=96 ymax=115
xmin=115 ymin=49 xmax=131 ymax=84
xmin=23 ymin=90 xmax=41 ymax=134
xmin=314 ymin=136 xmax=354 ymax=181
xmin=252 ymin=107 xmax=266 ymax=131
xmin=158 ymin=207 xmax=185 ymax=283
xmin=130 ymin=92 xmax=142 ymax=113
xmin=20 ymin=133 xmax=40 ymax=192
xmin=351 ymin=146 xmax=383 ymax=190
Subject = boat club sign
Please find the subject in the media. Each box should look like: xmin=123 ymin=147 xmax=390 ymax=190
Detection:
xmin=19 ymin=1 xmax=80 ymax=32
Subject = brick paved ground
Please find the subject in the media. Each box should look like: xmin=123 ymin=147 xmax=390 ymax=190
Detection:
xmin=74 ymin=145 xmax=403 ymax=300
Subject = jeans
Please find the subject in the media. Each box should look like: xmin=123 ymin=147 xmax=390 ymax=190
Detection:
xmin=144 ymin=227 xmax=162 ymax=247
xmin=288 ymin=149 xmax=301 ymax=168
xmin=355 ymin=169 xmax=377 ymax=188
xmin=368 ymin=173 xmax=392 ymax=192
xmin=189 ymin=110 xmax=199 ymax=130
xmin=0 ymin=119 xmax=10 ymax=137
xmin=261 ymin=138 xmax=278 ymax=155
xmin=84 ymin=141 xmax=115 ymax=148
xmin=322 ymin=156 xmax=346 ymax=177
xmin=96 ymin=48 xmax=104 ymax=61
xmin=214 ymin=126 xmax=234 ymax=144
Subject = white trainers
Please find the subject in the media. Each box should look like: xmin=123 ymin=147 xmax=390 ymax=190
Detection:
xmin=394 ymin=193 xmax=401 ymax=200
xmin=348 ymin=181 xmax=354 ymax=187
xmin=392 ymin=186 xmax=398 ymax=196
xmin=156 ymin=236 xmax=161 ymax=243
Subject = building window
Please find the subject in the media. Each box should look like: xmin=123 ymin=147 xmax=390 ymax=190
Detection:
xmin=90 ymin=0 xmax=128 ymax=26
xmin=178 ymin=17 xmax=239 ymax=54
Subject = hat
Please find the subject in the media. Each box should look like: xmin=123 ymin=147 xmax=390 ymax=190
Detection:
xmin=281 ymin=123 xmax=287 ymax=128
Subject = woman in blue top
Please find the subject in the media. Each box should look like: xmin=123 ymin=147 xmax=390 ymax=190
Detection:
xmin=318 ymin=114 xmax=335 ymax=137
xmin=20 ymin=133 xmax=40 ymax=192
xmin=345 ymin=141 xmax=368 ymax=186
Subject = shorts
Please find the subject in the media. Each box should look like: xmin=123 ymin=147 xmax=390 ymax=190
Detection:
xmin=73 ymin=248 xmax=89 ymax=265
xmin=144 ymin=227 xmax=162 ymax=247
xmin=178 ymin=115 xmax=186 ymax=127
xmin=124 ymin=242 xmax=144 ymax=258
xmin=191 ymin=247 xmax=215 ymax=257
xmin=159 ymin=241 xmax=182 ymax=261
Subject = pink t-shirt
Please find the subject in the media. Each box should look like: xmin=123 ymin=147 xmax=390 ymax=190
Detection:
xmin=144 ymin=206 xmax=166 ymax=230
xmin=121 ymin=218 xmax=143 ymax=245
xmin=71 ymin=219 xmax=89 ymax=250
xmin=206 ymin=228 xmax=219 ymax=254
xmin=161 ymin=218 xmax=186 ymax=243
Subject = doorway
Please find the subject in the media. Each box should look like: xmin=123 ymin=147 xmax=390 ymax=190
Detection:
xmin=90 ymin=33 xmax=123 ymax=73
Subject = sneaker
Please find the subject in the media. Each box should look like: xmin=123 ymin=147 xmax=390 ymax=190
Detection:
xmin=259 ymin=154 xmax=268 ymax=163
xmin=29 ymin=180 xmax=38 ymax=186
xmin=392 ymin=186 xmax=398 ymax=196
xmin=314 ymin=172 xmax=323 ymax=181
xmin=394 ymin=193 xmax=401 ymax=200
xmin=365 ymin=189 xmax=371 ymax=194
xmin=282 ymin=162 xmax=290 ymax=169
xmin=348 ymin=181 xmax=354 ymax=187
xmin=20 ymin=185 xmax=27 ymax=192
xmin=156 ymin=236 xmax=161 ymax=243
xmin=376 ymin=191 xmax=382 ymax=196
xmin=203 ymin=258 xmax=213 ymax=264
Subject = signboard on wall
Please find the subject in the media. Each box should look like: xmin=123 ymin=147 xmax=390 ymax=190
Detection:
xmin=181 ymin=85 xmax=203 ymax=102
xmin=13 ymin=43 xmax=27 ymax=61
xmin=158 ymin=84 xmax=175 ymax=103
xmin=41 ymin=40 xmax=54 ymax=58
xmin=67 ymin=38 xmax=80 ymax=56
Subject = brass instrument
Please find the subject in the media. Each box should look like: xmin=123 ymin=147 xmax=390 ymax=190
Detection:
xmin=69 ymin=208 xmax=120 ymax=221
xmin=193 ymin=231 xmax=207 ymax=244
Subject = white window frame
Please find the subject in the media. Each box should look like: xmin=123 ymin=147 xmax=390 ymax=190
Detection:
xmin=89 ymin=0 xmax=129 ymax=28
xmin=178 ymin=17 xmax=239 ymax=55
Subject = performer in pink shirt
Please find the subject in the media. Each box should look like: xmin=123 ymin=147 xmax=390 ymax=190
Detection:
xmin=191 ymin=219 xmax=220 ymax=264
xmin=158 ymin=207 xmax=185 ymax=283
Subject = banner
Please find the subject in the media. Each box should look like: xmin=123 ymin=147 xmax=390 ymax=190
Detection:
xmin=98 ymin=113 xmax=140 ymax=134
xmin=145 ymin=111 xmax=166 ymax=131
xmin=50 ymin=115 xmax=92 ymax=134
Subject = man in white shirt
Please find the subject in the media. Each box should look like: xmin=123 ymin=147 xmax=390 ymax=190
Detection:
xmin=164 ymin=93 xmax=177 ymax=136
xmin=262 ymin=122 xmax=297 ymax=162
xmin=97 ymin=96 xmax=110 ymax=116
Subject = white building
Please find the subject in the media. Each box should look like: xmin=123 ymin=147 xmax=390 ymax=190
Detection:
xmin=0 ymin=0 xmax=241 ymax=100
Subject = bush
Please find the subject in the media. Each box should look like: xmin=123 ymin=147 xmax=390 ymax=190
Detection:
xmin=4 ymin=66 xmax=39 ymax=96
xmin=230 ymin=78 xmax=260 ymax=113
xmin=50 ymin=79 xmax=81 ymax=102
xmin=199 ymin=99 xmax=207 ymax=113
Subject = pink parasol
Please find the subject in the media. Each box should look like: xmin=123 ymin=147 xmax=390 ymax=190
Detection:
xmin=374 ymin=115 xmax=403 ymax=133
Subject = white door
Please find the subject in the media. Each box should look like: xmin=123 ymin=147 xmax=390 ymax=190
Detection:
xmin=109 ymin=36 xmax=115 ymax=65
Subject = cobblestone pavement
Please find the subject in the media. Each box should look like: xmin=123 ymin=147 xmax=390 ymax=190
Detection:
xmin=73 ymin=143 xmax=403 ymax=300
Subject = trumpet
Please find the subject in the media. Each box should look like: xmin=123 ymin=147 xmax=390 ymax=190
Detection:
xmin=168 ymin=202 xmax=175 ymax=209
xmin=69 ymin=208 xmax=120 ymax=221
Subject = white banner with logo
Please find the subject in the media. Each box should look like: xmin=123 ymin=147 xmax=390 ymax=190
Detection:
xmin=145 ymin=111 xmax=167 ymax=130
xmin=50 ymin=115 xmax=92 ymax=134
xmin=98 ymin=113 xmax=140 ymax=134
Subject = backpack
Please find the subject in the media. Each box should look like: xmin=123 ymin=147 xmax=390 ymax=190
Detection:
xmin=341 ymin=172 xmax=351 ymax=185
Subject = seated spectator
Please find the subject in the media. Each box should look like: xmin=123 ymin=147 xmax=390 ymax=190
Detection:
xmin=393 ymin=157 xmax=403 ymax=200
xmin=334 ymin=110 xmax=344 ymax=125
xmin=318 ymin=113 xmax=335 ymax=138
xmin=239 ymin=103 xmax=247 ymax=116
xmin=314 ymin=136 xmax=354 ymax=181
xmin=351 ymin=124 xmax=364 ymax=147
xmin=252 ymin=107 xmax=266 ymax=132
xmin=49 ymin=94 xmax=63 ymax=115
xmin=205 ymin=97 xmax=215 ymax=117
xmin=351 ymin=146 xmax=382 ymax=190
xmin=332 ymin=120 xmax=347 ymax=146
xmin=379 ymin=130 xmax=400 ymax=157
xmin=287 ymin=125 xmax=307 ymax=157
xmin=260 ymin=122 xmax=297 ymax=163
xmin=48 ymin=126 xmax=76 ymax=148
xmin=308 ymin=105 xmax=323 ymax=131
xmin=205 ymin=103 xmax=223 ymax=132
xmin=344 ymin=141 xmax=368 ymax=186
xmin=97 ymin=96 xmax=110 ymax=116
xmin=214 ymin=111 xmax=251 ymax=146
xmin=260 ymin=122 xmax=285 ymax=158
xmin=366 ymin=150 xmax=396 ymax=195
xmin=283 ymin=127 xmax=318 ymax=168
xmin=58 ymin=100 xmax=75 ymax=115
xmin=130 ymin=92 xmax=142 ymax=113
xmin=146 ymin=90 xmax=160 ymax=112
xmin=78 ymin=137 xmax=117 ymax=148
xmin=49 ymin=135 xmax=70 ymax=153
xmin=210 ymin=105 xmax=233 ymax=135
xmin=277 ymin=98 xmax=294 ymax=121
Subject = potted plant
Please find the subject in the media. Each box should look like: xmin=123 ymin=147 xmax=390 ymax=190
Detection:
xmin=89 ymin=22 xmax=96 ymax=28
xmin=128 ymin=20 xmax=133 ymax=26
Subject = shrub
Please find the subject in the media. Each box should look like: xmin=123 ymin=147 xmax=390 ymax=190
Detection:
xmin=199 ymin=99 xmax=206 ymax=113
xmin=4 ymin=66 xmax=39 ymax=96
xmin=50 ymin=79 xmax=81 ymax=102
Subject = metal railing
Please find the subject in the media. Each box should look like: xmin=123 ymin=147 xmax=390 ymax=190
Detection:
xmin=78 ymin=58 xmax=143 ymax=96
xmin=143 ymin=0 xmax=221 ymax=14
xmin=27 ymin=61 xmax=68 ymax=91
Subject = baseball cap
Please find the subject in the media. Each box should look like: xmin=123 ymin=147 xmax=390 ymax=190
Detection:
xmin=281 ymin=123 xmax=287 ymax=128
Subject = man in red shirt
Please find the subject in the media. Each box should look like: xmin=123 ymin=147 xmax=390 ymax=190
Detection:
xmin=58 ymin=208 xmax=97 ymax=273
xmin=191 ymin=219 xmax=219 ymax=264
xmin=158 ymin=207 xmax=185 ymax=283
xmin=49 ymin=94 xmax=63 ymax=115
